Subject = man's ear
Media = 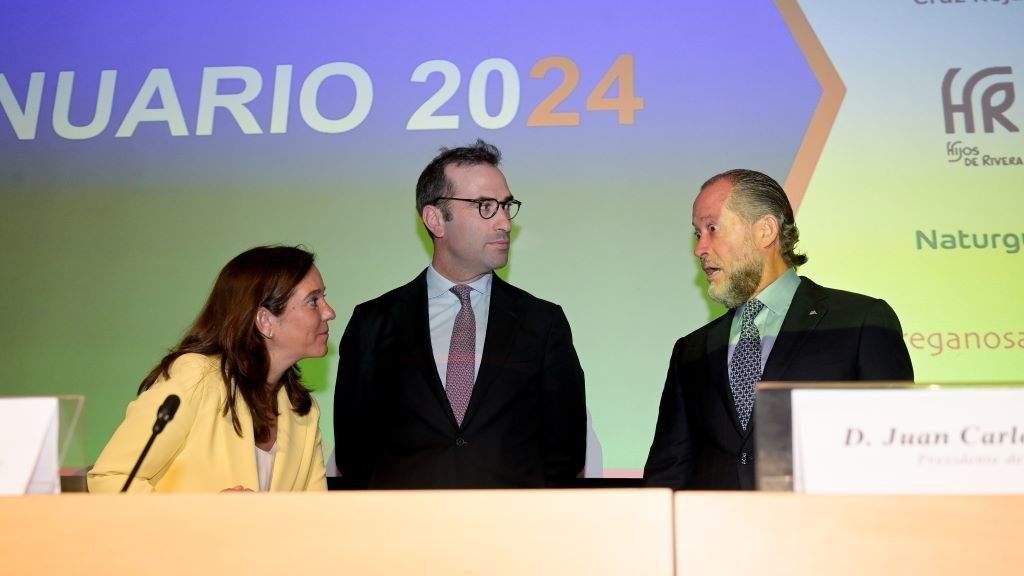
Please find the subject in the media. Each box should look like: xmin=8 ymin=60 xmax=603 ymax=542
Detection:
xmin=755 ymin=214 xmax=780 ymax=250
xmin=255 ymin=307 xmax=275 ymax=339
xmin=422 ymin=204 xmax=446 ymax=239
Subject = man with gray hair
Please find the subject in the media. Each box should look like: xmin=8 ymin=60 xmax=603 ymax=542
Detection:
xmin=644 ymin=169 xmax=913 ymax=490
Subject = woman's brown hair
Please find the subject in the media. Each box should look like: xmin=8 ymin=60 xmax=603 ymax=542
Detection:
xmin=139 ymin=246 xmax=315 ymax=443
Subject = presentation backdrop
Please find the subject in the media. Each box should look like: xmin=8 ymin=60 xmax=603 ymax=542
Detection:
xmin=1 ymin=0 xmax=1021 ymax=474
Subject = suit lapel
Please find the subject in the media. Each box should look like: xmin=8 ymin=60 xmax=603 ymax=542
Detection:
xmin=462 ymin=275 xmax=520 ymax=428
xmin=268 ymin=386 xmax=294 ymax=491
xmin=707 ymin=309 xmax=745 ymax=434
xmin=405 ymin=270 xmax=457 ymax=425
xmin=236 ymin=400 xmax=261 ymax=491
xmin=762 ymin=277 xmax=828 ymax=381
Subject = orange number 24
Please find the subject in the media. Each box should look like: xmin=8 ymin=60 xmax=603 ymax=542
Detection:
xmin=528 ymin=54 xmax=643 ymax=127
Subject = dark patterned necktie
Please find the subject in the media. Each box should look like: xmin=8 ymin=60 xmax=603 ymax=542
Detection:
xmin=729 ymin=299 xmax=765 ymax=431
xmin=445 ymin=285 xmax=476 ymax=426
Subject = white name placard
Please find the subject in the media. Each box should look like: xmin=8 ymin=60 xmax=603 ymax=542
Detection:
xmin=792 ymin=388 xmax=1024 ymax=494
xmin=0 ymin=397 xmax=60 ymax=495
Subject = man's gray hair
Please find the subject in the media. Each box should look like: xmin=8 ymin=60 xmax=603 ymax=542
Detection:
xmin=701 ymin=169 xmax=808 ymax=267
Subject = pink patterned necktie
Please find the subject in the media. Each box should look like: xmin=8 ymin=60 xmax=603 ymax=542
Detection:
xmin=445 ymin=284 xmax=476 ymax=426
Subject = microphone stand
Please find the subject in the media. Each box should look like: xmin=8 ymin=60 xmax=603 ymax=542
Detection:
xmin=121 ymin=394 xmax=180 ymax=493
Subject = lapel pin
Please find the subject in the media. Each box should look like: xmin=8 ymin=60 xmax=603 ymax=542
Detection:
xmin=809 ymin=310 xmax=818 ymax=316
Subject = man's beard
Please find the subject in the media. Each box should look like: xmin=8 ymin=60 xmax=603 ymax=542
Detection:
xmin=708 ymin=256 xmax=763 ymax=309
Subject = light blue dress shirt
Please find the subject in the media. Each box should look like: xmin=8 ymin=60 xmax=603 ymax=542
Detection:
xmin=426 ymin=264 xmax=492 ymax=388
xmin=727 ymin=267 xmax=801 ymax=372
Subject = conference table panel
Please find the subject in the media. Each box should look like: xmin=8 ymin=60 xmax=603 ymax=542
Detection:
xmin=0 ymin=489 xmax=674 ymax=575
xmin=675 ymin=493 xmax=1022 ymax=575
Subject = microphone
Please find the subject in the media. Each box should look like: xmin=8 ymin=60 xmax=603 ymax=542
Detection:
xmin=121 ymin=394 xmax=181 ymax=492
xmin=153 ymin=394 xmax=180 ymax=434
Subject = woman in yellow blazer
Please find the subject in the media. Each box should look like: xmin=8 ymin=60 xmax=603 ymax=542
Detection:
xmin=89 ymin=246 xmax=335 ymax=493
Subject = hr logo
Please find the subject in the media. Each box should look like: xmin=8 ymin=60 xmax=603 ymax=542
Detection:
xmin=941 ymin=67 xmax=1018 ymax=134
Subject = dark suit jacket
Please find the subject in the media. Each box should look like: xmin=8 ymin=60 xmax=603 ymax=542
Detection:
xmin=644 ymin=277 xmax=913 ymax=490
xmin=334 ymin=270 xmax=586 ymax=489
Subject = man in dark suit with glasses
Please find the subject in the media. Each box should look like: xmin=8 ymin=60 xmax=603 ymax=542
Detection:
xmin=334 ymin=139 xmax=587 ymax=489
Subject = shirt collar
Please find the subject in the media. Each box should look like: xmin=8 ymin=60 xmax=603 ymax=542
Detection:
xmin=745 ymin=267 xmax=800 ymax=316
xmin=426 ymin=264 xmax=493 ymax=299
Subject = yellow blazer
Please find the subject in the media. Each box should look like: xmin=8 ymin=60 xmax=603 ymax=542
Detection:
xmin=88 ymin=353 xmax=327 ymax=493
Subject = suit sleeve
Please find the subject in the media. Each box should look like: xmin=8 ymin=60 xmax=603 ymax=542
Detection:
xmin=87 ymin=355 xmax=207 ymax=493
xmin=858 ymin=299 xmax=914 ymax=381
xmin=334 ymin=304 xmax=376 ymax=489
xmin=541 ymin=306 xmax=587 ymax=484
xmin=643 ymin=339 xmax=695 ymax=489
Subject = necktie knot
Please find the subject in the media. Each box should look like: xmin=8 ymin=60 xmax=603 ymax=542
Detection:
xmin=742 ymin=299 xmax=765 ymax=323
xmin=451 ymin=284 xmax=472 ymax=306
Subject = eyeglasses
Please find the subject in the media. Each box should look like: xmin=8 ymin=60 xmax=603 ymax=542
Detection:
xmin=436 ymin=197 xmax=521 ymax=220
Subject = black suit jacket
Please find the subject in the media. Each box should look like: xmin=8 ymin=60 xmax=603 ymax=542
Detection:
xmin=644 ymin=277 xmax=913 ymax=490
xmin=334 ymin=270 xmax=586 ymax=489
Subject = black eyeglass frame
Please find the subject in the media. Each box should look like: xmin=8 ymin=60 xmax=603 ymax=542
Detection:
xmin=435 ymin=196 xmax=522 ymax=219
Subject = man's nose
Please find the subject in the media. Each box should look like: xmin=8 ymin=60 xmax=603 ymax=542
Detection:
xmin=493 ymin=208 xmax=511 ymax=231
xmin=693 ymin=235 xmax=707 ymax=259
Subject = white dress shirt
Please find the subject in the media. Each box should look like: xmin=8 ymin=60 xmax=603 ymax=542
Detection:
xmin=255 ymin=443 xmax=277 ymax=492
xmin=426 ymin=264 xmax=492 ymax=388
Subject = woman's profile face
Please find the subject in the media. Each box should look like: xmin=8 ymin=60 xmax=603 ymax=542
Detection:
xmin=266 ymin=266 xmax=336 ymax=365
